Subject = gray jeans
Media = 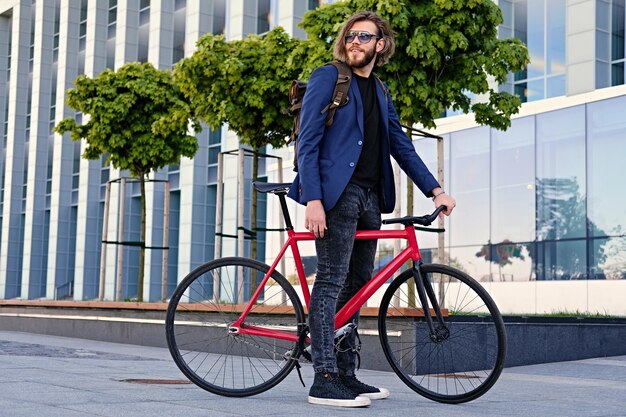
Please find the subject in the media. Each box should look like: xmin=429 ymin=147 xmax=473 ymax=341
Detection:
xmin=309 ymin=183 xmax=381 ymax=375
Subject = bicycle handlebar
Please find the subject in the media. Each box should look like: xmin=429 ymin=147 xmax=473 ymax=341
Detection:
xmin=382 ymin=205 xmax=447 ymax=227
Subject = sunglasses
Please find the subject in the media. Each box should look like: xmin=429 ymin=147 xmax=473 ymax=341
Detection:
xmin=344 ymin=30 xmax=382 ymax=44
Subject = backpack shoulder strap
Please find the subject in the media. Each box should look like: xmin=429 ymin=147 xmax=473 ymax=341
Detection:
xmin=321 ymin=61 xmax=352 ymax=126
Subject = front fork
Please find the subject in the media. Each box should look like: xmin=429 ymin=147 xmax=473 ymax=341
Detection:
xmin=411 ymin=261 xmax=449 ymax=342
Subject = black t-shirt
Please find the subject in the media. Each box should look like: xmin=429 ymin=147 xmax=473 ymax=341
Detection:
xmin=350 ymin=73 xmax=381 ymax=189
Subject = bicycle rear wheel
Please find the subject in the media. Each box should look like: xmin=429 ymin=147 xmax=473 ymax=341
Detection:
xmin=378 ymin=264 xmax=506 ymax=403
xmin=166 ymin=257 xmax=305 ymax=397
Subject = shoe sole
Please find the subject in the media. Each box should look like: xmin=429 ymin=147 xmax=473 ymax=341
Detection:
xmin=359 ymin=387 xmax=390 ymax=400
xmin=308 ymin=395 xmax=371 ymax=407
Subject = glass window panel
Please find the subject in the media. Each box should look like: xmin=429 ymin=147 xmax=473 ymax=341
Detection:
xmin=536 ymin=240 xmax=587 ymax=280
xmin=500 ymin=0 xmax=513 ymax=29
xmin=586 ymin=96 xmax=626 ymax=238
xmin=597 ymin=0 xmax=610 ymax=31
xmin=612 ymin=0 xmax=625 ymax=61
xmin=208 ymin=147 xmax=219 ymax=165
xmin=513 ymin=0 xmax=527 ymax=44
xmin=213 ymin=0 xmax=226 ymax=35
xmin=546 ymin=74 xmax=565 ymax=98
xmin=592 ymin=237 xmax=626 ymax=280
xmin=449 ymin=127 xmax=489 ymax=246
xmin=108 ymin=7 xmax=117 ymax=24
xmin=526 ymin=0 xmax=545 ymax=79
xmin=612 ymin=61 xmax=625 ymax=86
xmin=526 ymin=78 xmax=544 ymax=102
xmin=257 ymin=0 xmax=271 ymax=34
xmin=597 ymin=30 xmax=610 ymax=61
xmin=138 ymin=24 xmax=149 ymax=63
xmin=449 ymin=246 xmax=495 ymax=283
xmin=412 ymin=134 xmax=449 ymax=249
xmin=139 ymin=9 xmax=150 ymax=26
xmin=514 ymin=82 xmax=527 ymax=102
xmin=546 ymin=0 xmax=565 ymax=75
xmin=491 ymin=116 xmax=535 ymax=242
xmin=536 ymin=106 xmax=586 ymax=240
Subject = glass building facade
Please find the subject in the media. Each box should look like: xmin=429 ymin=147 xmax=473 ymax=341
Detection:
xmin=413 ymin=96 xmax=626 ymax=283
xmin=0 ymin=0 xmax=624 ymax=314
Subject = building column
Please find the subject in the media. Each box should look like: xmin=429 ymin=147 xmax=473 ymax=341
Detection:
xmin=0 ymin=1 xmax=32 ymax=299
xmin=115 ymin=0 xmax=139 ymax=64
xmin=176 ymin=1 xmax=220 ymax=280
xmin=566 ymin=0 xmax=597 ymax=95
xmin=70 ymin=0 xmax=108 ymax=300
xmin=0 ymin=12 xmax=11 ymax=298
xmin=149 ymin=0 xmax=174 ymax=69
xmin=227 ymin=0 xmax=257 ymax=40
xmin=21 ymin=0 xmax=56 ymax=299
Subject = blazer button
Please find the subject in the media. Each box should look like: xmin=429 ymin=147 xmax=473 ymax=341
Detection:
xmin=349 ymin=162 xmax=355 ymax=167
xmin=358 ymin=140 xmax=363 ymax=146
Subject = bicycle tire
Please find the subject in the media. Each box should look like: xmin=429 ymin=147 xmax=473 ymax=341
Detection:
xmin=166 ymin=257 xmax=305 ymax=397
xmin=378 ymin=264 xmax=506 ymax=404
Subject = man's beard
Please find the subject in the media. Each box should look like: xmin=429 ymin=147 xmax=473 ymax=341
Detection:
xmin=346 ymin=46 xmax=377 ymax=68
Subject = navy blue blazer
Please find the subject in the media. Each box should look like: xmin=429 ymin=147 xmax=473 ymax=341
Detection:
xmin=288 ymin=64 xmax=440 ymax=214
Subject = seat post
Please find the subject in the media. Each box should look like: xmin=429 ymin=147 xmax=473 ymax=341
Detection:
xmin=276 ymin=192 xmax=294 ymax=230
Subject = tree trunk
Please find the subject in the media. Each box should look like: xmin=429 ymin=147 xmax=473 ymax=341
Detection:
xmin=138 ymin=174 xmax=146 ymax=302
xmin=250 ymin=150 xmax=259 ymax=295
xmin=405 ymin=125 xmax=416 ymax=308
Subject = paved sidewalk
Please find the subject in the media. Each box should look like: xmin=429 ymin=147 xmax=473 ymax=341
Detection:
xmin=0 ymin=331 xmax=624 ymax=417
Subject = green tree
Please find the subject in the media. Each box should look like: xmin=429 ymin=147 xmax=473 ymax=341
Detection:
xmin=175 ymin=27 xmax=301 ymax=293
xmin=55 ymin=62 xmax=200 ymax=302
xmin=297 ymin=0 xmax=529 ymax=130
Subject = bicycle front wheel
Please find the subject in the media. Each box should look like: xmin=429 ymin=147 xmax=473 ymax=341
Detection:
xmin=166 ymin=257 xmax=305 ymax=397
xmin=378 ymin=264 xmax=506 ymax=404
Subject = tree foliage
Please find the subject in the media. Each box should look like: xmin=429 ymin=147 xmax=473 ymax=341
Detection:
xmin=55 ymin=62 xmax=200 ymax=177
xmin=174 ymin=27 xmax=302 ymax=151
xmin=294 ymin=0 xmax=530 ymax=130
xmin=174 ymin=28 xmax=302 ymax=290
xmin=55 ymin=62 xmax=200 ymax=301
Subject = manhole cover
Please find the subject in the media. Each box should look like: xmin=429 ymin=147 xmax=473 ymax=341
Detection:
xmin=121 ymin=378 xmax=192 ymax=385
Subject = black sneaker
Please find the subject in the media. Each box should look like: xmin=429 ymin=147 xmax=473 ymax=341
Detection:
xmin=308 ymin=372 xmax=371 ymax=407
xmin=339 ymin=374 xmax=390 ymax=400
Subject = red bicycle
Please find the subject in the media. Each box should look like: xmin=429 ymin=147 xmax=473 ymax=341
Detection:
xmin=166 ymin=182 xmax=506 ymax=403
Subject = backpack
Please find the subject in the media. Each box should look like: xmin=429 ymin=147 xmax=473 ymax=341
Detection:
xmin=287 ymin=61 xmax=387 ymax=172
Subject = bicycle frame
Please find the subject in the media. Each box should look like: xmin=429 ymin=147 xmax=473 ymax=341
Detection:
xmin=230 ymin=222 xmax=425 ymax=344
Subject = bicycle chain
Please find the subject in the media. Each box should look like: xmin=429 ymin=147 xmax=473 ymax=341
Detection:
xmin=229 ymin=326 xmax=358 ymax=365
xmin=229 ymin=327 xmax=311 ymax=365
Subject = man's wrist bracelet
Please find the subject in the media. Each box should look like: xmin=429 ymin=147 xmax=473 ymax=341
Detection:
xmin=432 ymin=190 xmax=445 ymax=200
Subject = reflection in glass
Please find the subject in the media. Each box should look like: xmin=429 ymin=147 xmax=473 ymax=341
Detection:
xmin=526 ymin=78 xmax=544 ymax=102
xmin=475 ymin=240 xmax=531 ymax=282
xmin=534 ymin=240 xmax=587 ymax=280
xmin=491 ymin=116 xmax=535 ymax=242
xmin=172 ymin=0 xmax=186 ymax=65
xmin=593 ymin=236 xmax=626 ymax=280
xmin=586 ymin=97 xmax=626 ymax=237
xmin=450 ymin=246 xmax=493 ymax=282
xmin=536 ymin=106 xmax=586 ymax=240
